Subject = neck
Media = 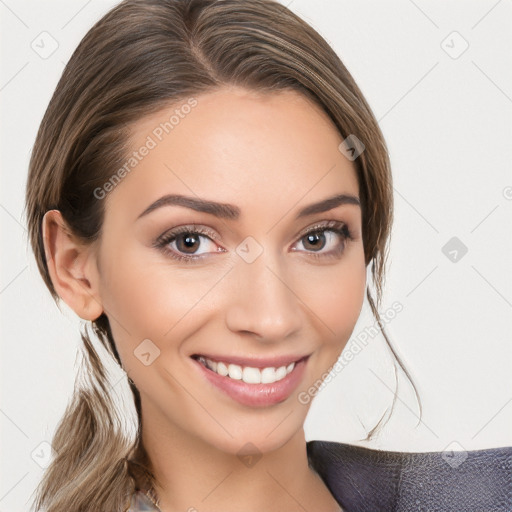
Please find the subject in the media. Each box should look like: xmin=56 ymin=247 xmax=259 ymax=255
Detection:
xmin=139 ymin=402 xmax=339 ymax=512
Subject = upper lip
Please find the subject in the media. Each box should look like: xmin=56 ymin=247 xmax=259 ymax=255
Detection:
xmin=192 ymin=353 xmax=310 ymax=369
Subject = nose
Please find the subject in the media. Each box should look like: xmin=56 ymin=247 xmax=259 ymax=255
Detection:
xmin=224 ymin=251 xmax=303 ymax=343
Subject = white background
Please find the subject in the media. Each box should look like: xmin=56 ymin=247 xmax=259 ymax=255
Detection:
xmin=1 ymin=0 xmax=511 ymax=510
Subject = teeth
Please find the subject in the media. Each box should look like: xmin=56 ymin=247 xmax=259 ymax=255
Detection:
xmin=261 ymin=367 xmax=276 ymax=384
xmin=275 ymin=366 xmax=287 ymax=380
xmin=243 ymin=367 xmax=261 ymax=384
xmin=197 ymin=356 xmax=296 ymax=384
xmin=228 ymin=363 xmax=242 ymax=380
xmin=217 ymin=361 xmax=228 ymax=377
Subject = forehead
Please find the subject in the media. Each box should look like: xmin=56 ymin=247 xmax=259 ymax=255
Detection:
xmin=107 ymin=86 xmax=359 ymax=218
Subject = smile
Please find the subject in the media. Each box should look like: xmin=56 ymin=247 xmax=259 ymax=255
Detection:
xmin=194 ymin=355 xmax=296 ymax=384
xmin=191 ymin=354 xmax=310 ymax=407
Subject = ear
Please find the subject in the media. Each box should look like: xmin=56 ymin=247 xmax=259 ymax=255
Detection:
xmin=42 ymin=210 xmax=104 ymax=321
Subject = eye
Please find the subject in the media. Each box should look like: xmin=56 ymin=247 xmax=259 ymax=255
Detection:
xmin=291 ymin=220 xmax=353 ymax=260
xmin=154 ymin=224 xmax=224 ymax=264
xmin=154 ymin=220 xmax=354 ymax=264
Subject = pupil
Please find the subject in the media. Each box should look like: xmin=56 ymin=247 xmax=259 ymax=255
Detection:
xmin=305 ymin=232 xmax=325 ymax=250
xmin=179 ymin=234 xmax=198 ymax=252
xmin=175 ymin=232 xmax=328 ymax=254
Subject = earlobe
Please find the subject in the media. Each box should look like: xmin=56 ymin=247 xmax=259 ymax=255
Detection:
xmin=42 ymin=210 xmax=104 ymax=321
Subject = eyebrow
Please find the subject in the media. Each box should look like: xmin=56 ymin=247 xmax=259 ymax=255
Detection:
xmin=136 ymin=193 xmax=360 ymax=221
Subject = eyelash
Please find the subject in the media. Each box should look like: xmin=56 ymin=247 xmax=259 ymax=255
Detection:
xmin=153 ymin=220 xmax=354 ymax=264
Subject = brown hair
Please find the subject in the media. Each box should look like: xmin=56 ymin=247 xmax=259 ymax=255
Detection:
xmin=24 ymin=0 xmax=418 ymax=510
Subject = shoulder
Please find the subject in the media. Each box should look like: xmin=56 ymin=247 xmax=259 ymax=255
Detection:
xmin=306 ymin=439 xmax=512 ymax=512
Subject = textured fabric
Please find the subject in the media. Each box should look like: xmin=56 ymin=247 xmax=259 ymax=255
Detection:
xmin=306 ymin=440 xmax=512 ymax=512
xmin=127 ymin=441 xmax=512 ymax=511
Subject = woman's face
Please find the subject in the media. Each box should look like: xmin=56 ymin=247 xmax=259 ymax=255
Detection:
xmin=95 ymin=86 xmax=366 ymax=454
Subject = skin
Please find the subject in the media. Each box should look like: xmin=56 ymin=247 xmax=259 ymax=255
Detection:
xmin=43 ymin=85 xmax=367 ymax=512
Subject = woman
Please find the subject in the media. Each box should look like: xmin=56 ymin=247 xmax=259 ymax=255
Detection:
xmin=24 ymin=1 xmax=511 ymax=511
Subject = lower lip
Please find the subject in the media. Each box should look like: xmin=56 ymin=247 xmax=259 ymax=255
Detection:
xmin=192 ymin=357 xmax=309 ymax=407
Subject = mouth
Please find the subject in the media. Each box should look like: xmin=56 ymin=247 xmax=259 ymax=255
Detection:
xmin=191 ymin=354 xmax=307 ymax=384
xmin=190 ymin=353 xmax=310 ymax=407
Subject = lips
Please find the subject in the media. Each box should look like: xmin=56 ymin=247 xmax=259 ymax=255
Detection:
xmin=191 ymin=353 xmax=310 ymax=407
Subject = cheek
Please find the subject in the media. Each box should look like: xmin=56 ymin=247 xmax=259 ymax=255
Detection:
xmin=97 ymin=241 xmax=220 ymax=361
xmin=299 ymin=251 xmax=366 ymax=348
xmin=99 ymin=241 xmax=184 ymax=327
xmin=292 ymin=249 xmax=367 ymax=387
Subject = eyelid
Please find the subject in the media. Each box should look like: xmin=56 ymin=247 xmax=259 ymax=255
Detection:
xmin=153 ymin=223 xmax=220 ymax=247
xmin=295 ymin=219 xmax=348 ymax=238
xmin=154 ymin=219 xmax=352 ymax=262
